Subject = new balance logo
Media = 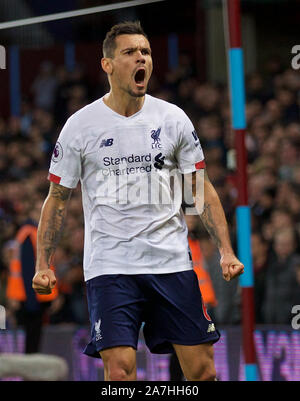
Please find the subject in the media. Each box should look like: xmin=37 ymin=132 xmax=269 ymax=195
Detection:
xmin=154 ymin=152 xmax=165 ymax=170
xmin=207 ymin=323 xmax=216 ymax=333
xmin=100 ymin=138 xmax=114 ymax=148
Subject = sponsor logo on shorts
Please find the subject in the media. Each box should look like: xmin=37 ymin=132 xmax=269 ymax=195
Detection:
xmin=95 ymin=318 xmax=103 ymax=341
xmin=207 ymin=323 xmax=216 ymax=333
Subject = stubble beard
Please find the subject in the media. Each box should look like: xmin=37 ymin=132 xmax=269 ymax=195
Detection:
xmin=125 ymin=84 xmax=147 ymax=98
xmin=113 ymin=68 xmax=150 ymax=98
xmin=128 ymin=90 xmax=145 ymax=98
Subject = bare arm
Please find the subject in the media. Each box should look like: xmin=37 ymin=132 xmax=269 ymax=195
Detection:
xmin=32 ymin=182 xmax=72 ymax=294
xmin=192 ymin=170 xmax=244 ymax=281
xmin=193 ymin=170 xmax=233 ymax=253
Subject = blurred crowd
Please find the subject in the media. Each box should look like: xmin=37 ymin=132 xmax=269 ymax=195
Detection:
xmin=0 ymin=52 xmax=300 ymax=340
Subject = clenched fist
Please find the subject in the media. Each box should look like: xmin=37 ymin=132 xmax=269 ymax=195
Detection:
xmin=220 ymin=253 xmax=244 ymax=281
xmin=32 ymin=269 xmax=57 ymax=295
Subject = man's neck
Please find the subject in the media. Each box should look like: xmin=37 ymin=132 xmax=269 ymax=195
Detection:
xmin=103 ymin=90 xmax=145 ymax=117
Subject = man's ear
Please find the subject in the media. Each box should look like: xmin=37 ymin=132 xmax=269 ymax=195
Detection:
xmin=101 ymin=57 xmax=113 ymax=75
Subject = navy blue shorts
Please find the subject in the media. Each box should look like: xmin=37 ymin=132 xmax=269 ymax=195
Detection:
xmin=83 ymin=270 xmax=220 ymax=358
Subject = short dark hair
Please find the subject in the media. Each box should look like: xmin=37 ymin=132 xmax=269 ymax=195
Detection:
xmin=102 ymin=21 xmax=148 ymax=58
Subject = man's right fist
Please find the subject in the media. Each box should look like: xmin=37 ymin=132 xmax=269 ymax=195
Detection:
xmin=32 ymin=269 xmax=57 ymax=295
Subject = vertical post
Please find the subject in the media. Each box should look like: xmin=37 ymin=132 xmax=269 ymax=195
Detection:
xmin=223 ymin=0 xmax=258 ymax=381
xmin=9 ymin=45 xmax=21 ymax=116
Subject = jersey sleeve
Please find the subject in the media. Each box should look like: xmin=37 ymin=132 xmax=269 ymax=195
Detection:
xmin=175 ymin=112 xmax=205 ymax=174
xmin=48 ymin=116 xmax=82 ymax=188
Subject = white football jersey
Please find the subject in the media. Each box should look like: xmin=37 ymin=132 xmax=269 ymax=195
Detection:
xmin=48 ymin=94 xmax=205 ymax=281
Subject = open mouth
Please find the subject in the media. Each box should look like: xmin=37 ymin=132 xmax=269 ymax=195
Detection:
xmin=134 ymin=68 xmax=146 ymax=86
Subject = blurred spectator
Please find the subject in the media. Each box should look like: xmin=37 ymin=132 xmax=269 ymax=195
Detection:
xmin=199 ymin=231 xmax=240 ymax=325
xmin=287 ymin=185 xmax=300 ymax=229
xmin=5 ymin=199 xmax=59 ymax=353
xmin=262 ymin=228 xmax=300 ymax=324
xmin=185 ymin=215 xmax=217 ymax=312
xmin=31 ymin=61 xmax=58 ymax=112
xmin=251 ymin=231 xmax=270 ymax=323
xmin=263 ymin=207 xmax=295 ymax=244
xmin=197 ymin=115 xmax=226 ymax=165
xmin=252 ymin=186 xmax=277 ymax=225
xmin=292 ymin=259 xmax=300 ymax=307
xmin=20 ymin=97 xmax=33 ymax=135
xmin=165 ymin=52 xmax=196 ymax=90
xmin=246 ymin=72 xmax=269 ymax=103
xmin=275 ymin=88 xmax=299 ymax=124
xmin=54 ymin=65 xmax=72 ymax=125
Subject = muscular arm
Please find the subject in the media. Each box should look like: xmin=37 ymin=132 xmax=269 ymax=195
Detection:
xmin=37 ymin=182 xmax=72 ymax=270
xmin=192 ymin=170 xmax=244 ymax=281
xmin=193 ymin=170 xmax=233 ymax=253
xmin=33 ymin=182 xmax=72 ymax=294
